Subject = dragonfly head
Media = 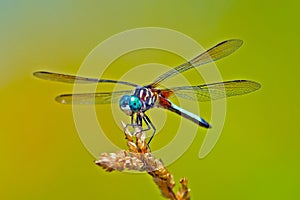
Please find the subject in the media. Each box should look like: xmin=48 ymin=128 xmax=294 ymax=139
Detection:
xmin=119 ymin=95 xmax=142 ymax=115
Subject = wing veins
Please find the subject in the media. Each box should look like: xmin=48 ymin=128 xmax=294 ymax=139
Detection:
xmin=165 ymin=80 xmax=261 ymax=102
xmin=33 ymin=71 xmax=138 ymax=87
xmin=149 ymin=39 xmax=243 ymax=87
xmin=55 ymin=90 xmax=132 ymax=104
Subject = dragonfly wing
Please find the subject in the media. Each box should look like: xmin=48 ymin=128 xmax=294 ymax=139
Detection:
xmin=149 ymin=39 xmax=243 ymax=87
xmin=166 ymin=80 xmax=261 ymax=102
xmin=33 ymin=71 xmax=138 ymax=87
xmin=55 ymin=90 xmax=133 ymax=104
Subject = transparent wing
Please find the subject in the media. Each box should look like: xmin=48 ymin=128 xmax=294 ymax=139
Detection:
xmin=149 ymin=39 xmax=243 ymax=87
xmin=166 ymin=80 xmax=261 ymax=102
xmin=55 ymin=90 xmax=133 ymax=104
xmin=33 ymin=71 xmax=139 ymax=87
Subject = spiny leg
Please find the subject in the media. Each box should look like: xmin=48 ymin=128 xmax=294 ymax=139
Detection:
xmin=143 ymin=114 xmax=156 ymax=145
xmin=131 ymin=115 xmax=134 ymax=125
xmin=125 ymin=114 xmax=141 ymax=131
xmin=126 ymin=113 xmax=156 ymax=146
xmin=136 ymin=113 xmax=143 ymax=126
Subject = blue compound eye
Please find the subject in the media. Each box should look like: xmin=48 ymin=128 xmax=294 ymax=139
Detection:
xmin=119 ymin=95 xmax=130 ymax=108
xmin=129 ymin=95 xmax=142 ymax=112
xmin=119 ymin=95 xmax=132 ymax=116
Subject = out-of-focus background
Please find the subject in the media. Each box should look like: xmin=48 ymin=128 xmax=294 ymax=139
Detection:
xmin=1 ymin=1 xmax=299 ymax=199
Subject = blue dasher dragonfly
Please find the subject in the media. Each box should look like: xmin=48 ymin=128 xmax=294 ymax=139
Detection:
xmin=33 ymin=39 xmax=261 ymax=145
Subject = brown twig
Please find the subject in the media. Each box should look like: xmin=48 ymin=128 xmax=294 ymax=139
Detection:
xmin=95 ymin=122 xmax=191 ymax=200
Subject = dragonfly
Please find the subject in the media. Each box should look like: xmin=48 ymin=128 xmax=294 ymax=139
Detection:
xmin=33 ymin=39 xmax=261 ymax=145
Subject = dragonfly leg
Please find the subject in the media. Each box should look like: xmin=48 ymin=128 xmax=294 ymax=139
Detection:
xmin=125 ymin=113 xmax=143 ymax=132
xmin=125 ymin=113 xmax=156 ymax=146
xmin=131 ymin=115 xmax=134 ymax=124
xmin=143 ymin=114 xmax=156 ymax=145
xmin=136 ymin=113 xmax=143 ymax=126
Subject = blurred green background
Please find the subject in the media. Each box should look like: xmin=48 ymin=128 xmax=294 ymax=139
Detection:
xmin=1 ymin=1 xmax=299 ymax=199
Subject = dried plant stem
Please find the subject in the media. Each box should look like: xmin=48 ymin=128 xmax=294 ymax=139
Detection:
xmin=95 ymin=122 xmax=190 ymax=200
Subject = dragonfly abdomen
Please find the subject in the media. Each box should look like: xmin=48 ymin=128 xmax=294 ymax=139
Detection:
xmin=158 ymin=96 xmax=211 ymax=128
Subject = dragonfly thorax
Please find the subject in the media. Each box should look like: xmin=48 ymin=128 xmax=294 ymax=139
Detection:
xmin=134 ymin=87 xmax=157 ymax=110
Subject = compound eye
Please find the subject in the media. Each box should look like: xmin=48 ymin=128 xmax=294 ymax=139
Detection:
xmin=119 ymin=95 xmax=132 ymax=116
xmin=129 ymin=95 xmax=142 ymax=112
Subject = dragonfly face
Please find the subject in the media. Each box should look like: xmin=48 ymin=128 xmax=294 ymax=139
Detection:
xmin=33 ymin=39 xmax=261 ymax=145
xmin=119 ymin=94 xmax=142 ymax=115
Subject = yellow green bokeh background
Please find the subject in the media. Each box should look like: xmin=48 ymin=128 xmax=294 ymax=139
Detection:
xmin=1 ymin=1 xmax=299 ymax=199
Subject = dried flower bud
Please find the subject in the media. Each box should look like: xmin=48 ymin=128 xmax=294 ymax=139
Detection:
xmin=95 ymin=122 xmax=191 ymax=200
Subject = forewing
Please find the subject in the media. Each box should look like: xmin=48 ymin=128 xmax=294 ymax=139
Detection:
xmin=33 ymin=71 xmax=138 ymax=87
xmin=149 ymin=39 xmax=243 ymax=87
